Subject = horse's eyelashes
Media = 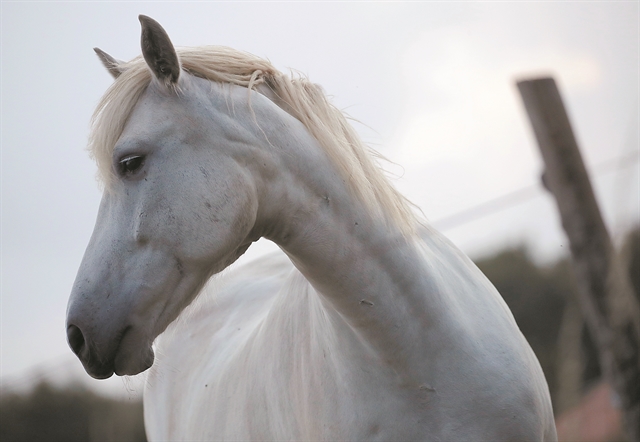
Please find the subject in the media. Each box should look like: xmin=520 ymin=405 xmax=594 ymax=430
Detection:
xmin=118 ymin=155 xmax=145 ymax=176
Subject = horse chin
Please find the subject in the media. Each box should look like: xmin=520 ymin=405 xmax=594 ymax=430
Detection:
xmin=114 ymin=341 xmax=155 ymax=376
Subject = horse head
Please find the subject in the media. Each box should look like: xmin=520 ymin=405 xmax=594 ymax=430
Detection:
xmin=66 ymin=16 xmax=267 ymax=378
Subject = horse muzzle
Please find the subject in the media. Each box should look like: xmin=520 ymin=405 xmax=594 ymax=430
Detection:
xmin=66 ymin=321 xmax=155 ymax=378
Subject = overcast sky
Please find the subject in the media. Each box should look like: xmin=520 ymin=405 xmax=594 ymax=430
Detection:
xmin=2 ymin=1 xmax=638 ymax=397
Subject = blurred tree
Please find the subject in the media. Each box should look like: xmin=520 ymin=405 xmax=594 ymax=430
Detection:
xmin=0 ymin=381 xmax=146 ymax=442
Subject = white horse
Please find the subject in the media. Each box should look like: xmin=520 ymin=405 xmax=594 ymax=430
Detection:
xmin=67 ymin=16 xmax=557 ymax=441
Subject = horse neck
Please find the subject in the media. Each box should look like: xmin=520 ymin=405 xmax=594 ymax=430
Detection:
xmin=247 ymin=94 xmax=441 ymax=379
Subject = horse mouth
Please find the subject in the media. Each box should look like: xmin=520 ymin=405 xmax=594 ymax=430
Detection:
xmin=78 ymin=326 xmax=155 ymax=379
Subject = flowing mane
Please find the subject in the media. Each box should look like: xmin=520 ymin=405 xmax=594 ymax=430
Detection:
xmin=89 ymin=46 xmax=417 ymax=235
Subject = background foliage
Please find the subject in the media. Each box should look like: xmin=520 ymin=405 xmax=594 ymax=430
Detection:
xmin=0 ymin=382 xmax=146 ymax=442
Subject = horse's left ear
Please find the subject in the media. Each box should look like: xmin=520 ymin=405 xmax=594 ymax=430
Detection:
xmin=94 ymin=48 xmax=125 ymax=79
xmin=139 ymin=15 xmax=180 ymax=86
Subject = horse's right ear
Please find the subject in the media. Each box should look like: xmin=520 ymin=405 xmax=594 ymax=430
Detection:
xmin=139 ymin=15 xmax=180 ymax=87
xmin=94 ymin=48 xmax=125 ymax=79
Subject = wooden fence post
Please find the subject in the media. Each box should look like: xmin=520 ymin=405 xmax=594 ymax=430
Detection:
xmin=517 ymin=77 xmax=640 ymax=441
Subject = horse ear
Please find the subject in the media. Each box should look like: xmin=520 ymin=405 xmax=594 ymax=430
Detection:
xmin=94 ymin=48 xmax=125 ymax=79
xmin=139 ymin=15 xmax=180 ymax=86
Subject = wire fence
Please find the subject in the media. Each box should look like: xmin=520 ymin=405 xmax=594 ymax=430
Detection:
xmin=433 ymin=150 xmax=639 ymax=231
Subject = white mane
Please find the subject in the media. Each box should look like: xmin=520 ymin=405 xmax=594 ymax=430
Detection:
xmin=89 ymin=46 xmax=417 ymax=235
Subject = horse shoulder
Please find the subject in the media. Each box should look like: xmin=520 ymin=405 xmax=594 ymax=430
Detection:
xmin=416 ymin=227 xmax=556 ymax=439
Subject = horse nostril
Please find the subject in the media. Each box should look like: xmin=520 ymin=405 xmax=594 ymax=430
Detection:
xmin=67 ymin=324 xmax=85 ymax=356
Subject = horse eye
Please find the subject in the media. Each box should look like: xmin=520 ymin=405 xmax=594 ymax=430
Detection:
xmin=118 ymin=155 xmax=145 ymax=176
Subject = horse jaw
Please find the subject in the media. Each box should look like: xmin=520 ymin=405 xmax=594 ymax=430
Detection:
xmin=67 ymin=225 xmax=250 ymax=379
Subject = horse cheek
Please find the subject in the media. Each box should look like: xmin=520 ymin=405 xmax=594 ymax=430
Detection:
xmin=175 ymin=173 xmax=257 ymax=269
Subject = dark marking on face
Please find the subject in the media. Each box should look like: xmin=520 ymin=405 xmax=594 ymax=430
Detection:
xmin=175 ymin=257 xmax=185 ymax=277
